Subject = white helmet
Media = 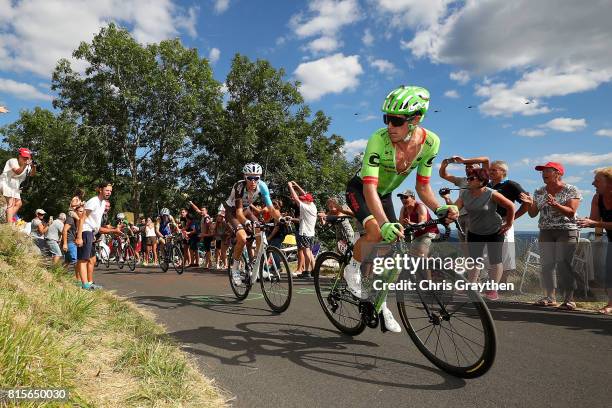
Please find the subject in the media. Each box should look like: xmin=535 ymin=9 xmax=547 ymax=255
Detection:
xmin=160 ymin=208 xmax=170 ymax=216
xmin=116 ymin=212 xmax=125 ymax=220
xmin=242 ymin=162 xmax=262 ymax=175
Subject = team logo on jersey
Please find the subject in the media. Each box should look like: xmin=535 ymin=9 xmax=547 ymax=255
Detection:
xmin=368 ymin=153 xmax=380 ymax=167
xmin=425 ymin=155 xmax=436 ymax=167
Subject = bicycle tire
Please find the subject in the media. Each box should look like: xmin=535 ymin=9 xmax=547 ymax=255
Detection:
xmin=97 ymin=245 xmax=110 ymax=269
xmin=259 ymin=246 xmax=293 ymax=313
xmin=172 ymin=245 xmax=184 ymax=275
xmin=313 ymin=251 xmax=366 ymax=336
xmin=158 ymin=245 xmax=169 ymax=272
xmin=397 ymin=268 xmax=496 ymax=378
xmin=228 ymin=247 xmax=251 ymax=300
xmin=125 ymin=246 xmax=136 ymax=271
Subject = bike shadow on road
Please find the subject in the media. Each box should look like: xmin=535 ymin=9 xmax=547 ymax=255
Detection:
xmin=487 ymin=302 xmax=612 ymax=336
xmin=171 ymin=321 xmax=467 ymax=391
xmin=129 ymin=294 xmax=280 ymax=317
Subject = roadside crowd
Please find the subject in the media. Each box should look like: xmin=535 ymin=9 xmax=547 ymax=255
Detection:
xmin=1 ymin=147 xmax=611 ymax=314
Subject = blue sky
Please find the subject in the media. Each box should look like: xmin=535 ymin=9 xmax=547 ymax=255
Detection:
xmin=1 ymin=0 xmax=611 ymax=230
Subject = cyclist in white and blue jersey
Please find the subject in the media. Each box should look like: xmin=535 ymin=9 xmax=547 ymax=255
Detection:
xmin=224 ymin=163 xmax=280 ymax=285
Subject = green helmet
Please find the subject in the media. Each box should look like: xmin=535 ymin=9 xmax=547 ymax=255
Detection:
xmin=381 ymin=85 xmax=430 ymax=122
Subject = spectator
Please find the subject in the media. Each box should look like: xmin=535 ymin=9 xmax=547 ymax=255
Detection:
xmin=577 ymin=167 xmax=612 ymax=314
xmin=63 ymin=206 xmax=82 ymax=266
xmin=455 ymin=168 xmax=515 ymax=301
xmin=397 ymin=189 xmax=439 ymax=256
xmin=184 ymin=212 xmax=200 ymax=267
xmin=200 ymin=212 xmax=215 ymax=269
xmin=69 ymin=188 xmax=85 ymax=220
xmin=523 ymin=162 xmax=582 ymax=310
xmin=144 ymin=217 xmax=158 ymax=266
xmin=46 ymin=213 xmax=66 ymax=264
xmin=30 ymin=209 xmax=49 ymax=254
xmin=76 ymin=181 xmax=113 ymax=290
xmin=318 ymin=197 xmax=355 ymax=246
xmin=1 ymin=148 xmax=36 ymax=223
xmin=288 ymin=181 xmax=317 ymax=279
xmin=487 ymin=160 xmax=530 ymax=285
xmin=439 ymin=156 xmax=489 ymax=241
xmin=213 ymin=211 xmax=230 ymax=269
xmin=268 ymin=200 xmax=292 ymax=269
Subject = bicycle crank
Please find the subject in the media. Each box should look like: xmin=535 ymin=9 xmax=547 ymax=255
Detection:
xmin=359 ymin=301 xmax=379 ymax=329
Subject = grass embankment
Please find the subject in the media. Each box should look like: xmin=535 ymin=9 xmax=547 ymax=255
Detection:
xmin=0 ymin=225 xmax=227 ymax=407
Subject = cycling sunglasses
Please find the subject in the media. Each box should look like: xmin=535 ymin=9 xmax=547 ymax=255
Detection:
xmin=245 ymin=176 xmax=260 ymax=181
xmin=383 ymin=113 xmax=420 ymax=127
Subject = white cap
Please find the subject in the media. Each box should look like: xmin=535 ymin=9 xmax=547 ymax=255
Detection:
xmin=35 ymin=209 xmax=46 ymax=215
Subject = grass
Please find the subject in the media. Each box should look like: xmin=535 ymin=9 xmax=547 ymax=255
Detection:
xmin=0 ymin=224 xmax=228 ymax=407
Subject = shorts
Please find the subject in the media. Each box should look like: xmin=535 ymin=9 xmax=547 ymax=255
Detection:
xmin=65 ymin=241 xmax=77 ymax=264
xmin=346 ymin=175 xmax=397 ymax=227
xmin=223 ymin=203 xmax=258 ymax=231
xmin=467 ymin=231 xmax=504 ymax=265
xmin=202 ymin=237 xmax=213 ymax=251
xmin=189 ymin=237 xmax=199 ymax=251
xmin=77 ymin=231 xmax=95 ymax=261
xmin=297 ymin=234 xmax=315 ymax=249
xmin=483 ymin=224 xmax=516 ymax=271
xmin=146 ymin=236 xmax=156 ymax=246
xmin=1 ymin=179 xmax=21 ymax=199
xmin=413 ymin=232 xmax=437 ymax=248
xmin=46 ymin=239 xmax=62 ymax=257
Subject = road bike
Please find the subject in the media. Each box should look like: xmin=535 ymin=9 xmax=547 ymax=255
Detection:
xmin=108 ymin=233 xmax=137 ymax=271
xmin=157 ymin=233 xmax=185 ymax=274
xmin=228 ymin=222 xmax=293 ymax=313
xmin=312 ymin=216 xmax=496 ymax=378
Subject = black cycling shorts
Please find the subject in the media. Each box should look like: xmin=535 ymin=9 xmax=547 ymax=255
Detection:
xmin=345 ymin=175 xmax=398 ymax=227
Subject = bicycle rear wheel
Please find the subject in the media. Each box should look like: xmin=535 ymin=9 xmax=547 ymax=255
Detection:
xmin=228 ymin=247 xmax=251 ymax=300
xmin=98 ymin=246 xmax=110 ymax=269
xmin=259 ymin=246 xmax=293 ymax=313
xmin=125 ymin=246 xmax=136 ymax=271
xmin=397 ymin=268 xmax=496 ymax=378
xmin=313 ymin=251 xmax=365 ymax=336
xmin=172 ymin=245 xmax=184 ymax=275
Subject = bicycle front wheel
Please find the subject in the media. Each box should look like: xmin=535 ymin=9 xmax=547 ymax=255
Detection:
xmin=397 ymin=269 xmax=497 ymax=378
xmin=172 ymin=245 xmax=184 ymax=275
xmin=313 ymin=251 xmax=365 ymax=336
xmin=259 ymin=246 xmax=293 ymax=313
xmin=125 ymin=246 xmax=136 ymax=271
xmin=99 ymin=246 xmax=110 ymax=269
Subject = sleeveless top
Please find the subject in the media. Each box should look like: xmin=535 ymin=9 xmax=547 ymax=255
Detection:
xmin=599 ymin=194 xmax=612 ymax=240
xmin=407 ymin=203 xmax=439 ymax=238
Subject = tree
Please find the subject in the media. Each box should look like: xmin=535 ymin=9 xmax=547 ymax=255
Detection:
xmin=52 ymin=23 xmax=223 ymax=215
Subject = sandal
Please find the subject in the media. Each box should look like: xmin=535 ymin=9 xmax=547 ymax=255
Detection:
xmin=534 ymin=296 xmax=558 ymax=307
xmin=557 ymin=302 xmax=577 ymax=311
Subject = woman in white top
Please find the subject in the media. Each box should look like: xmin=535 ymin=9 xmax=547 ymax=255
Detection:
xmin=1 ymin=148 xmax=36 ymax=223
xmin=144 ymin=217 xmax=158 ymax=266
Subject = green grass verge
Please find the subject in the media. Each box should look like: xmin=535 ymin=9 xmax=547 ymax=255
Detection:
xmin=0 ymin=225 xmax=227 ymax=407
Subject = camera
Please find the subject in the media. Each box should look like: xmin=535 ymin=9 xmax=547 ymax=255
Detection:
xmin=31 ymin=160 xmax=42 ymax=173
xmin=439 ymin=187 xmax=451 ymax=196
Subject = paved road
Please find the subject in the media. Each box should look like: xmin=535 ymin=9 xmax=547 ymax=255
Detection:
xmin=96 ymin=265 xmax=612 ymax=408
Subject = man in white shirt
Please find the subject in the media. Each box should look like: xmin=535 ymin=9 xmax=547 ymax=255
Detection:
xmin=76 ymin=181 xmax=112 ymax=290
xmin=288 ymin=181 xmax=317 ymax=279
xmin=1 ymin=148 xmax=37 ymax=223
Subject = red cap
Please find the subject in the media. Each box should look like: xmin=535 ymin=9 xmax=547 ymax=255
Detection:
xmin=535 ymin=161 xmax=564 ymax=176
xmin=18 ymin=148 xmax=32 ymax=158
xmin=299 ymin=193 xmax=314 ymax=202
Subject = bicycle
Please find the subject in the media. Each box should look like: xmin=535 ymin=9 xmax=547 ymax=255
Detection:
xmin=312 ymin=216 xmax=496 ymax=378
xmin=114 ymin=233 xmax=137 ymax=271
xmin=227 ymin=222 xmax=293 ymax=313
xmin=157 ymin=233 xmax=185 ymax=274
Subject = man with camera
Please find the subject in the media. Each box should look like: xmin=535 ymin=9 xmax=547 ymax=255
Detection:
xmin=1 ymin=148 xmax=37 ymax=223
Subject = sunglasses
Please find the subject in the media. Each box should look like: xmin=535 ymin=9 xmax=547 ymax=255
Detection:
xmin=245 ymin=176 xmax=260 ymax=181
xmin=400 ymin=195 xmax=413 ymax=200
xmin=466 ymin=176 xmax=479 ymax=181
xmin=383 ymin=113 xmax=419 ymax=127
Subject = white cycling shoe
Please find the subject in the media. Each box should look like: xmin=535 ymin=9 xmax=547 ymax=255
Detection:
xmin=381 ymin=302 xmax=402 ymax=333
xmin=343 ymin=258 xmax=362 ymax=298
xmin=231 ymin=269 xmax=242 ymax=286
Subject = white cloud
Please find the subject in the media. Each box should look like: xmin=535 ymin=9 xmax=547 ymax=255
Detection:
xmin=449 ymin=70 xmax=469 ymax=85
xmin=343 ymin=138 xmax=368 ymax=158
xmin=375 ymin=0 xmax=450 ymax=27
xmin=294 ymin=53 xmax=363 ymax=101
xmin=543 ymin=152 xmax=612 ymax=166
xmin=306 ymin=36 xmax=341 ymax=53
xmin=444 ymin=90 xmax=459 ymax=99
xmin=563 ymin=176 xmax=583 ymax=184
xmin=208 ymin=47 xmax=220 ymax=64
xmin=362 ymin=29 xmax=374 ymax=47
xmin=540 ymin=117 xmax=587 ymax=132
xmin=369 ymin=58 xmax=397 ymax=75
xmin=516 ymin=128 xmax=545 ymax=137
xmin=0 ymin=0 xmax=198 ymax=78
xmin=595 ymin=129 xmax=612 ymax=137
xmin=290 ymin=0 xmax=361 ymax=55
xmin=0 ymin=78 xmax=52 ymax=101
xmin=357 ymin=114 xmax=378 ymax=122
xmin=403 ymin=1 xmax=612 ymax=117
xmin=213 ymin=0 xmax=230 ymax=14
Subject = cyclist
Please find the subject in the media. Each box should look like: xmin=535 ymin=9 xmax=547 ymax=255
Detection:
xmin=224 ymin=163 xmax=280 ymax=285
xmin=155 ymin=208 xmax=178 ymax=243
xmin=344 ymin=85 xmax=457 ymax=333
